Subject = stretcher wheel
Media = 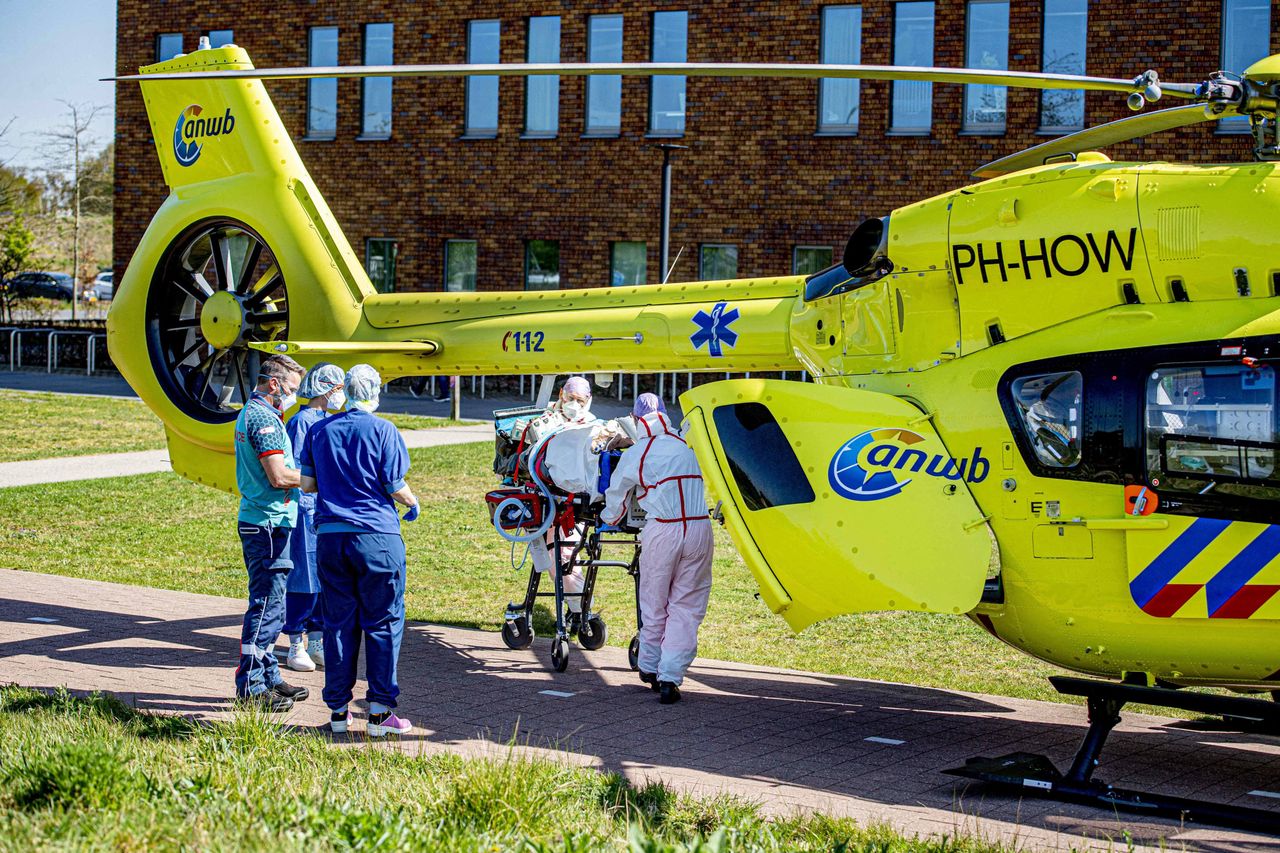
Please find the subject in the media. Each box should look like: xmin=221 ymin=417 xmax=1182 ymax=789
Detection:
xmin=578 ymin=616 xmax=607 ymax=651
xmin=627 ymin=635 xmax=640 ymax=671
xmin=551 ymin=637 xmax=570 ymax=672
xmin=501 ymin=616 xmax=533 ymax=650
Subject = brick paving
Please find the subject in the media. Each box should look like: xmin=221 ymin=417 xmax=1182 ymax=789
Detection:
xmin=2 ymin=568 xmax=1278 ymax=851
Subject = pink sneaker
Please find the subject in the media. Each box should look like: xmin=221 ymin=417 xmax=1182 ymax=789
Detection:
xmin=368 ymin=711 xmax=412 ymax=737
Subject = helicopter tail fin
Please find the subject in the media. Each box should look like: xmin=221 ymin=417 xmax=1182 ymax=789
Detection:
xmin=140 ymin=46 xmax=298 ymax=192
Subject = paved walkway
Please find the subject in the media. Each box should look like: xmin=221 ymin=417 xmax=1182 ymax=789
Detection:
xmin=0 ymin=424 xmax=493 ymax=488
xmin=1 ymin=570 xmax=1276 ymax=851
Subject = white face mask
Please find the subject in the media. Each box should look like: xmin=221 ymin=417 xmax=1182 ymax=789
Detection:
xmin=352 ymin=399 xmax=380 ymax=413
xmin=278 ymin=392 xmax=297 ymax=411
xmin=562 ymin=400 xmax=588 ymax=420
xmin=326 ymin=389 xmax=346 ymax=411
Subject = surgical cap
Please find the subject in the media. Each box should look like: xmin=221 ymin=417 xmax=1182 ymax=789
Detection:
xmin=298 ymin=362 xmax=345 ymax=399
xmin=345 ymin=363 xmax=382 ymax=404
xmin=562 ymin=376 xmax=592 ymax=399
xmin=633 ymin=392 xmax=666 ymax=418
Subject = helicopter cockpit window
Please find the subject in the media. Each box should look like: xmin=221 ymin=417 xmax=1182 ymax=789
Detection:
xmin=1011 ymin=371 xmax=1082 ymax=468
xmin=1145 ymin=364 xmax=1280 ymax=500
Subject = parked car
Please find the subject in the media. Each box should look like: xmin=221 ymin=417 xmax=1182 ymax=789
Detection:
xmin=82 ymin=270 xmax=113 ymax=302
xmin=3 ymin=271 xmax=75 ymax=301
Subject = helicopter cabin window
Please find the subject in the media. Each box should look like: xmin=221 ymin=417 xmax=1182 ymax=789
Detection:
xmin=611 ymin=242 xmax=646 ymax=286
xmin=793 ymin=246 xmax=834 ymax=276
xmin=586 ymin=15 xmax=623 ymax=136
xmin=156 ymin=33 xmax=183 ymax=63
xmin=818 ymin=5 xmax=862 ymax=135
xmin=1011 ymin=371 xmax=1082 ymax=468
xmin=1145 ymin=364 xmax=1280 ymax=500
xmin=1219 ymin=0 xmax=1272 ymax=134
xmin=524 ymin=16 xmax=560 ymax=138
xmin=961 ymin=1 xmax=1009 ymax=133
xmin=444 ymin=240 xmax=477 ymax=292
xmin=1038 ymin=0 xmax=1087 ymax=132
xmin=207 ymin=30 xmax=234 ymax=49
xmin=465 ymin=20 xmax=501 ymax=138
xmin=890 ymin=2 xmax=935 ymax=134
xmin=360 ymin=23 xmax=393 ymax=139
xmin=365 ymin=238 xmax=398 ymax=294
xmin=649 ymin=11 xmax=688 ymax=136
xmin=306 ymin=27 xmax=338 ymax=139
xmin=700 ymin=245 xmax=739 ymax=281
xmin=525 ymin=241 xmax=561 ymax=291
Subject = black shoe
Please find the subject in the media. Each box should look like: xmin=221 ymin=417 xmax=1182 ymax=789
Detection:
xmin=639 ymin=671 xmax=659 ymax=691
xmin=272 ymin=681 xmax=309 ymax=702
xmin=432 ymin=395 xmax=450 ymax=402
xmin=658 ymin=681 xmax=681 ymax=705
xmin=238 ymin=691 xmax=294 ymax=713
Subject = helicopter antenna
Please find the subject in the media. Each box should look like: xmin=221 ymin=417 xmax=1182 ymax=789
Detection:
xmin=662 ymin=246 xmax=686 ymax=285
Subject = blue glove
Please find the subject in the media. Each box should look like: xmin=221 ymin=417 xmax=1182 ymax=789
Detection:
xmin=402 ymin=503 xmax=420 ymax=522
xmin=598 ymin=522 xmax=619 ymax=532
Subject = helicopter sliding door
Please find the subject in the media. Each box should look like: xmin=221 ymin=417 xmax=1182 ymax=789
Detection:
xmin=680 ymin=378 xmax=991 ymax=631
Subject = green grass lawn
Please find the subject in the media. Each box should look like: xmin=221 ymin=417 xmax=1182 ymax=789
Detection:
xmin=0 ymin=389 xmax=168 ymax=462
xmin=0 ymin=388 xmax=471 ymax=463
xmin=0 ymin=440 xmax=1064 ymax=702
xmin=0 ymin=686 xmax=1012 ymax=852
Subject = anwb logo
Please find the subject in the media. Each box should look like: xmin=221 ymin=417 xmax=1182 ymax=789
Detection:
xmin=173 ymin=104 xmax=237 ymax=168
xmin=828 ymin=428 xmax=989 ymax=502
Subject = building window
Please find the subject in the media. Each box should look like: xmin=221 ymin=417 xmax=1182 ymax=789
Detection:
xmin=1039 ymin=0 xmax=1088 ymax=133
xmin=361 ymin=23 xmax=394 ymax=139
xmin=207 ymin=29 xmax=234 ymax=48
xmin=525 ymin=17 xmax=561 ymax=137
xmin=307 ymin=27 xmax=339 ymax=139
xmin=611 ymin=242 xmax=646 ymax=285
xmin=445 ymin=240 xmax=477 ymax=292
xmin=819 ymin=6 xmax=862 ymax=134
xmin=793 ymin=246 xmax=834 ymax=276
xmin=156 ymin=33 xmax=183 ymax=62
xmin=890 ymin=2 xmax=935 ymax=133
xmin=1221 ymin=0 xmax=1271 ymax=133
xmin=700 ymin=244 xmax=738 ymax=280
xmin=525 ymin=241 xmax=561 ymax=290
xmin=649 ymin=10 xmax=688 ymax=136
xmin=466 ymin=20 xmax=501 ymax=137
xmin=586 ymin=15 xmax=624 ymax=136
xmin=366 ymin=238 xmax=398 ymax=294
xmin=962 ymin=1 xmax=1009 ymax=133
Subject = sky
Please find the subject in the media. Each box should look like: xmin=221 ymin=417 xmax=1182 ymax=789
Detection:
xmin=0 ymin=0 xmax=117 ymax=172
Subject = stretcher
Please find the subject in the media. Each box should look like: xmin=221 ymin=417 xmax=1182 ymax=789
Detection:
xmin=486 ymin=406 xmax=645 ymax=673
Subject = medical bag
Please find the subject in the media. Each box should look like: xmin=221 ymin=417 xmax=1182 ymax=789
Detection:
xmin=485 ymin=487 xmax=548 ymax=532
xmin=597 ymin=449 xmax=624 ymax=496
xmin=492 ymin=405 xmax=544 ymax=478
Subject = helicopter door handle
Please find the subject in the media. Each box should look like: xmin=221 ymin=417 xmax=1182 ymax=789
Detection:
xmin=1082 ymin=518 xmax=1170 ymax=531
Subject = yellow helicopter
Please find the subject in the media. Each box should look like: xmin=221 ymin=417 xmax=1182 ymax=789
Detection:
xmin=108 ymin=47 xmax=1280 ymax=828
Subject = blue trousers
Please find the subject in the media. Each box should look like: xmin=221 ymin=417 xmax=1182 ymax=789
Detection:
xmin=317 ymin=531 xmax=406 ymax=711
xmin=236 ymin=522 xmax=293 ymax=697
xmin=282 ymin=592 xmax=323 ymax=636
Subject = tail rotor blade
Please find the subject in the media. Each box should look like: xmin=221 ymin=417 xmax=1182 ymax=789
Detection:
xmin=972 ymin=103 xmax=1238 ymax=179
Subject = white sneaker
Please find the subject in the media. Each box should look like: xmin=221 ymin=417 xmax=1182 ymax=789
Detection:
xmin=286 ymin=638 xmax=316 ymax=672
xmin=367 ymin=711 xmax=413 ymax=737
xmin=306 ymin=635 xmax=325 ymax=669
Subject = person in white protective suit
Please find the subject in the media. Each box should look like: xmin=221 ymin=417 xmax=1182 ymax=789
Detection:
xmin=602 ymin=393 xmax=713 ymax=705
xmin=528 ymin=376 xmax=597 ymax=614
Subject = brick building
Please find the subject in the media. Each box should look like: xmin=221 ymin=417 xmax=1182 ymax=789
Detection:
xmin=114 ymin=0 xmax=1277 ymax=293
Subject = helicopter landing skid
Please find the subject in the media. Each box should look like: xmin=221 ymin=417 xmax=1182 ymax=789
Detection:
xmin=945 ymin=676 xmax=1280 ymax=833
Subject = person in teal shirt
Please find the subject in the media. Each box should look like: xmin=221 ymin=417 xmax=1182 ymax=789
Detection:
xmin=233 ymin=354 xmax=310 ymax=711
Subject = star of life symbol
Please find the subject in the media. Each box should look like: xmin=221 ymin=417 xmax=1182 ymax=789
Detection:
xmin=690 ymin=301 xmax=740 ymax=358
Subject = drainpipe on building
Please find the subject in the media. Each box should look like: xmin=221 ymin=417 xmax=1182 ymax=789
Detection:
xmin=657 ymin=143 xmax=689 ymax=285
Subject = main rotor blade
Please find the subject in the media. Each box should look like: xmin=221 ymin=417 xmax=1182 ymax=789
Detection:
xmin=972 ymin=103 xmax=1238 ymax=179
xmin=108 ymin=62 xmax=1200 ymax=98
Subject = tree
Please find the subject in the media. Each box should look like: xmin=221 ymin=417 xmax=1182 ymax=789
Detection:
xmin=40 ymin=101 xmax=107 ymax=321
xmin=0 ymin=216 xmax=36 ymax=323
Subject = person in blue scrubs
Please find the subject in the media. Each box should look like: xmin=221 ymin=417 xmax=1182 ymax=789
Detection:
xmin=298 ymin=364 xmax=420 ymax=737
xmin=233 ymin=354 xmax=311 ymax=712
xmin=281 ymin=362 xmax=346 ymax=673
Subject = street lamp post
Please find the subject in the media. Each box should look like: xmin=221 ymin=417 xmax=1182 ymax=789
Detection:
xmin=656 ymin=143 xmax=689 ymax=284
